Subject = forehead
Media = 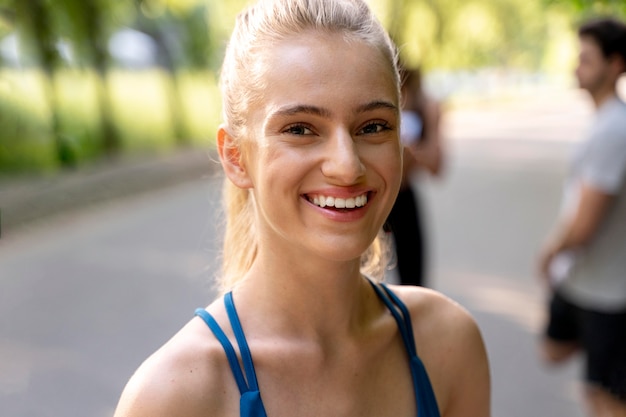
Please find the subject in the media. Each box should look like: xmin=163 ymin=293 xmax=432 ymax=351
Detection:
xmin=254 ymin=31 xmax=398 ymax=111
xmin=579 ymin=36 xmax=603 ymax=57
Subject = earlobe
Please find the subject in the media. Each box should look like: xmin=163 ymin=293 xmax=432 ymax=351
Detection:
xmin=609 ymin=54 xmax=626 ymax=76
xmin=217 ymin=125 xmax=253 ymax=189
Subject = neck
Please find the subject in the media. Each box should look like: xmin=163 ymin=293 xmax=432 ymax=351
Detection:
xmin=234 ymin=254 xmax=376 ymax=340
xmin=590 ymin=84 xmax=617 ymax=109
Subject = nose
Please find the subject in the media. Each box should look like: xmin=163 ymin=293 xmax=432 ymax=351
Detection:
xmin=321 ymin=129 xmax=366 ymax=184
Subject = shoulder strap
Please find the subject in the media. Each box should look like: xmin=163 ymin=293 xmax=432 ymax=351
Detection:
xmin=224 ymin=292 xmax=261 ymax=392
xmin=194 ymin=307 xmax=249 ymax=394
xmin=368 ymin=282 xmax=416 ymax=357
xmin=195 ymin=294 xmax=268 ymax=417
xmin=369 ymin=281 xmax=441 ymax=417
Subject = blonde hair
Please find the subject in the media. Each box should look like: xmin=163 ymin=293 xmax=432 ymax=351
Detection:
xmin=218 ymin=0 xmax=400 ymax=293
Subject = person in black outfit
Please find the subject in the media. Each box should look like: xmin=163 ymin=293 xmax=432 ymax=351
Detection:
xmin=386 ymin=67 xmax=444 ymax=287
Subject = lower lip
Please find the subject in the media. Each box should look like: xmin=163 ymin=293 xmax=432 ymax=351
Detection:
xmin=303 ymin=196 xmax=370 ymax=222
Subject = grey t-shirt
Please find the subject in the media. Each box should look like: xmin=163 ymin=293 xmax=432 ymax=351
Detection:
xmin=560 ymin=96 xmax=626 ymax=312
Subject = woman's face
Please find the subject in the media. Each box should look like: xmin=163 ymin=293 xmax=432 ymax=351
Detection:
xmin=240 ymin=32 xmax=402 ymax=263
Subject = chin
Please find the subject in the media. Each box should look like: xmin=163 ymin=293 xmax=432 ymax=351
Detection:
xmin=318 ymin=241 xmax=372 ymax=263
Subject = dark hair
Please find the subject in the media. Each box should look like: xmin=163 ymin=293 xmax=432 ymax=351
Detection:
xmin=578 ymin=17 xmax=626 ymax=64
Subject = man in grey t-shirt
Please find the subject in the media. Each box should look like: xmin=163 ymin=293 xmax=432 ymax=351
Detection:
xmin=538 ymin=17 xmax=626 ymax=416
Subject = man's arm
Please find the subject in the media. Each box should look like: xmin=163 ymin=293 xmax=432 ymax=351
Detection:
xmin=538 ymin=181 xmax=615 ymax=282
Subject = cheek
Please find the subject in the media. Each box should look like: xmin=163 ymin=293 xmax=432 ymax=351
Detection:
xmin=576 ymin=64 xmax=593 ymax=82
xmin=388 ymin=154 xmax=403 ymax=189
xmin=364 ymin=143 xmax=402 ymax=183
xmin=254 ymin=146 xmax=311 ymax=191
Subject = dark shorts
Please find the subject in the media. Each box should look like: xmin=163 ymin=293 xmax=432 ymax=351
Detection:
xmin=545 ymin=291 xmax=626 ymax=401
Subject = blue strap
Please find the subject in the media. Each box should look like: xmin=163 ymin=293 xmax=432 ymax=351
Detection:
xmin=240 ymin=391 xmax=266 ymax=417
xmin=194 ymin=307 xmax=249 ymax=394
xmin=381 ymin=284 xmax=418 ymax=357
xmin=195 ymin=295 xmax=268 ymax=417
xmin=369 ymin=282 xmax=416 ymax=358
xmin=224 ymin=292 xmax=261 ymax=392
xmin=369 ymin=281 xmax=441 ymax=417
xmin=412 ymin=356 xmax=441 ymax=417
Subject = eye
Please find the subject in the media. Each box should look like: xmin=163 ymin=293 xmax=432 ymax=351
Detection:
xmin=283 ymin=123 xmax=314 ymax=135
xmin=359 ymin=121 xmax=391 ymax=135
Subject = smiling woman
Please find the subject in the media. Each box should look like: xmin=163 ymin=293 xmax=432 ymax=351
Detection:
xmin=219 ymin=23 xmax=403 ymax=288
xmin=112 ymin=1 xmax=491 ymax=417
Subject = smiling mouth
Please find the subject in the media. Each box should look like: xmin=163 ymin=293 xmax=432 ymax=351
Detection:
xmin=306 ymin=193 xmax=368 ymax=209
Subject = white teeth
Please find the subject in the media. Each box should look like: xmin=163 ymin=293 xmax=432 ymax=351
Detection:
xmin=309 ymin=194 xmax=367 ymax=209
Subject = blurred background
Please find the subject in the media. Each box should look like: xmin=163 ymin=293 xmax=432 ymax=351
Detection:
xmin=1 ymin=0 xmax=626 ymax=416
xmin=0 ymin=0 xmax=624 ymax=174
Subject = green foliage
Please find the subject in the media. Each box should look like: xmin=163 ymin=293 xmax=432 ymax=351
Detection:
xmin=372 ymin=0 xmax=619 ymax=75
xmin=0 ymin=70 xmax=58 ymax=173
xmin=175 ymin=70 xmax=221 ymax=144
xmin=543 ymin=0 xmax=626 ymax=17
xmin=377 ymin=0 xmax=558 ymax=71
xmin=0 ymin=0 xmax=229 ymax=174
xmin=0 ymin=68 xmax=219 ymax=174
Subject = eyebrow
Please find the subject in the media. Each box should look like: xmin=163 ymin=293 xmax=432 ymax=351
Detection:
xmin=270 ymin=104 xmax=332 ymax=119
xmin=355 ymin=100 xmax=398 ymax=114
xmin=269 ymin=100 xmax=398 ymax=120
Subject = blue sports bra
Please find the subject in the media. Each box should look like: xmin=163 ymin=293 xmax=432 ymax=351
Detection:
xmin=194 ymin=282 xmax=441 ymax=417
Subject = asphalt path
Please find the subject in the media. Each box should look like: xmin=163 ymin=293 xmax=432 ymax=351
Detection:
xmin=0 ymin=177 xmax=224 ymax=417
xmin=0 ymin=88 xmax=596 ymax=416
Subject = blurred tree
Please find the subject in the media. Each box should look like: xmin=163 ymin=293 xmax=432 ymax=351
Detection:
xmin=381 ymin=0 xmax=552 ymax=71
xmin=133 ymin=0 xmax=212 ymax=145
xmin=14 ymin=0 xmax=76 ymax=167
xmin=0 ymin=4 xmax=12 ymax=70
xmin=544 ymin=0 xmax=626 ymax=16
xmin=10 ymin=0 xmax=128 ymax=164
xmin=55 ymin=0 xmax=124 ymax=158
xmin=0 ymin=1 xmax=13 ymax=40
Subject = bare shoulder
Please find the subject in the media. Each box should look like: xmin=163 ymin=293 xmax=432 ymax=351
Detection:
xmin=113 ymin=315 xmax=237 ymax=417
xmin=387 ymin=284 xmax=491 ymax=417
xmin=385 ymin=284 xmax=477 ymax=337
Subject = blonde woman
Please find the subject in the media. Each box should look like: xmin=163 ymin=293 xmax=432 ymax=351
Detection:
xmin=113 ymin=1 xmax=490 ymax=416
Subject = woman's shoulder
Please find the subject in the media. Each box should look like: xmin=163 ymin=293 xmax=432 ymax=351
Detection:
xmin=384 ymin=284 xmax=491 ymax=416
xmin=384 ymin=284 xmax=483 ymax=357
xmin=384 ymin=284 xmax=471 ymax=325
xmin=113 ymin=312 xmax=237 ymax=417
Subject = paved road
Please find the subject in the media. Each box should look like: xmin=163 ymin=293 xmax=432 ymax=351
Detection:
xmin=0 ymin=88 xmax=595 ymax=416
xmin=0 ymin=179 xmax=223 ymax=417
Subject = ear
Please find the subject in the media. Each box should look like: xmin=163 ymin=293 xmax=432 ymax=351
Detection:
xmin=217 ymin=125 xmax=253 ymax=189
xmin=608 ymin=53 xmax=626 ymax=76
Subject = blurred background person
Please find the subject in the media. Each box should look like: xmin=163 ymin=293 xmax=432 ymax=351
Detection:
xmin=537 ymin=17 xmax=626 ymax=417
xmin=385 ymin=66 xmax=445 ymax=287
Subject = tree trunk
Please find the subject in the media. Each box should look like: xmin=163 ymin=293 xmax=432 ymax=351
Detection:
xmin=17 ymin=0 xmax=76 ymax=167
xmin=82 ymin=0 xmax=120 ymax=157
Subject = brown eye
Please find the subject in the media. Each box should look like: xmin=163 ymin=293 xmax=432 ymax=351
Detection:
xmin=284 ymin=124 xmax=313 ymax=135
xmin=359 ymin=121 xmax=390 ymax=135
